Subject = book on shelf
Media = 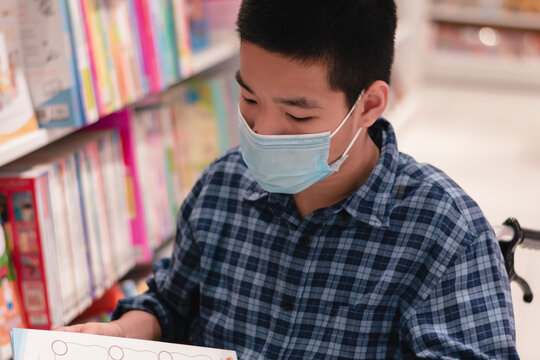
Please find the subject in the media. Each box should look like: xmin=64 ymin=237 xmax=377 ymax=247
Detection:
xmin=0 ymin=169 xmax=64 ymax=330
xmin=146 ymin=0 xmax=181 ymax=89
xmin=172 ymin=0 xmax=195 ymax=78
xmin=189 ymin=0 xmax=211 ymax=52
xmin=80 ymin=0 xmax=123 ymax=116
xmin=10 ymin=328 xmax=237 ymax=360
xmin=0 ymin=0 xmax=39 ymax=145
xmin=0 ymin=219 xmax=26 ymax=358
xmin=17 ymin=0 xmax=90 ymax=128
xmin=86 ymin=75 xmax=238 ymax=262
xmin=0 ymin=130 xmax=134 ymax=330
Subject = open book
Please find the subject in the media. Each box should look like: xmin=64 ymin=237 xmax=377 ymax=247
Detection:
xmin=10 ymin=328 xmax=237 ymax=360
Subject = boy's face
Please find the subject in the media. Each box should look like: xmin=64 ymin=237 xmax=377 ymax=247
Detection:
xmin=237 ymin=41 xmax=362 ymax=164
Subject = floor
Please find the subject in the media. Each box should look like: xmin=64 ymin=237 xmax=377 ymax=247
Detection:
xmin=395 ymin=80 xmax=540 ymax=359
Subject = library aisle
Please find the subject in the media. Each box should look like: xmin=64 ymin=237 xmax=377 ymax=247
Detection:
xmin=395 ymin=80 xmax=540 ymax=359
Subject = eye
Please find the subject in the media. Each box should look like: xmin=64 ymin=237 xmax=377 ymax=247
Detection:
xmin=287 ymin=114 xmax=313 ymax=122
xmin=242 ymin=95 xmax=257 ymax=105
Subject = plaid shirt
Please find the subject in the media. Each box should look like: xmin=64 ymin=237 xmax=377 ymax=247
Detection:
xmin=114 ymin=119 xmax=519 ymax=359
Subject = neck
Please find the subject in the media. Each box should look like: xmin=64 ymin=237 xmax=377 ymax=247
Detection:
xmin=293 ymin=131 xmax=380 ymax=219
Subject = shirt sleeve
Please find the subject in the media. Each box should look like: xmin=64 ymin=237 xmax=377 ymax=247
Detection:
xmin=112 ymin=174 xmax=205 ymax=344
xmin=400 ymin=230 xmax=520 ymax=359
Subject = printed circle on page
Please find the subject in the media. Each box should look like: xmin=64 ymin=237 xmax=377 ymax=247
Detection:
xmin=51 ymin=340 xmax=68 ymax=356
xmin=108 ymin=345 xmax=125 ymax=360
xmin=158 ymin=351 xmax=173 ymax=360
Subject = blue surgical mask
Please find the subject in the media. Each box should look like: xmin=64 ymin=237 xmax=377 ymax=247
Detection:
xmin=238 ymin=92 xmax=364 ymax=194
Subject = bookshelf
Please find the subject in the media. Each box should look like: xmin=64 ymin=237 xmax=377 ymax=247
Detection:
xmin=426 ymin=0 xmax=540 ymax=87
xmin=0 ymin=3 xmax=426 ymax=357
xmin=0 ymin=30 xmax=239 ymax=169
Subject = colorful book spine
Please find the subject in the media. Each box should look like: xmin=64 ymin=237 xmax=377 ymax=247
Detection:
xmin=79 ymin=0 xmax=120 ymax=115
xmin=66 ymin=0 xmax=100 ymax=124
xmin=17 ymin=0 xmax=85 ymax=127
xmin=110 ymin=0 xmax=145 ymax=102
xmin=188 ymin=0 xmax=210 ymax=52
xmin=126 ymin=0 xmax=150 ymax=94
xmin=95 ymin=0 xmax=123 ymax=112
xmin=172 ymin=0 xmax=194 ymax=78
xmin=132 ymin=0 xmax=161 ymax=93
xmin=100 ymin=0 xmax=129 ymax=107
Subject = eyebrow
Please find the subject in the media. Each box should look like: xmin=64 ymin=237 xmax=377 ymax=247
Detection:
xmin=235 ymin=71 xmax=323 ymax=110
xmin=235 ymin=71 xmax=255 ymax=94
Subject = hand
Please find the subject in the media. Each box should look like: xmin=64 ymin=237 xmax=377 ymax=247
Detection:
xmin=55 ymin=321 xmax=125 ymax=338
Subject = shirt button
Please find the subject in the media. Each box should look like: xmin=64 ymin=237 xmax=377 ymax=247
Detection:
xmin=281 ymin=299 xmax=293 ymax=311
xmin=299 ymin=236 xmax=310 ymax=247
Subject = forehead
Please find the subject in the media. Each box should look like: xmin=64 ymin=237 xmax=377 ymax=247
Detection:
xmin=239 ymin=41 xmax=335 ymax=98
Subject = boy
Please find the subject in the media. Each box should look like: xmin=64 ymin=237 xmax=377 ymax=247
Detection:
xmin=63 ymin=1 xmax=519 ymax=358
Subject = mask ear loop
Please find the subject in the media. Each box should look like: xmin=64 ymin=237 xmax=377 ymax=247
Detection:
xmin=330 ymin=90 xmax=364 ymax=139
xmin=328 ymin=91 xmax=365 ymax=170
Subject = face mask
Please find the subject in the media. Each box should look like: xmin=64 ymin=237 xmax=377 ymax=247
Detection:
xmin=238 ymin=92 xmax=364 ymax=194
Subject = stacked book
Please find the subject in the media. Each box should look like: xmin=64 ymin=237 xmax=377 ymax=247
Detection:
xmin=0 ymin=130 xmax=134 ymax=330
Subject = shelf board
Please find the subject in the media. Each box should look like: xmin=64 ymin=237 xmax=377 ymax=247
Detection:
xmin=0 ymin=127 xmax=77 ymax=167
xmin=0 ymin=30 xmax=239 ymax=169
xmin=426 ymin=51 xmax=540 ymax=87
xmin=431 ymin=4 xmax=540 ymax=31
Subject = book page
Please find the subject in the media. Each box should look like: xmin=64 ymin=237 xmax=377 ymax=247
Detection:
xmin=11 ymin=328 xmax=237 ymax=360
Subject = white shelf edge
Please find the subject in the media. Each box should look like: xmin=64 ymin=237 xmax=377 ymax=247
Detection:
xmin=431 ymin=4 xmax=540 ymax=31
xmin=426 ymin=51 xmax=540 ymax=87
xmin=0 ymin=29 xmax=239 ymax=169
xmin=0 ymin=127 xmax=78 ymax=167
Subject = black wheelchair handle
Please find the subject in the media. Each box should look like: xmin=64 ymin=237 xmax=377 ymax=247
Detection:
xmin=496 ymin=218 xmax=540 ymax=303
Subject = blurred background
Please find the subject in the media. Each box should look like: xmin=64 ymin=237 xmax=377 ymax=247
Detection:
xmin=390 ymin=1 xmax=540 ymax=358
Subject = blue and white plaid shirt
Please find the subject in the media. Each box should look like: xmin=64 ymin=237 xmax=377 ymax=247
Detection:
xmin=114 ymin=119 xmax=519 ymax=359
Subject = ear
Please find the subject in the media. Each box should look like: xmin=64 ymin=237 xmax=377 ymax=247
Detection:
xmin=357 ymin=80 xmax=389 ymax=128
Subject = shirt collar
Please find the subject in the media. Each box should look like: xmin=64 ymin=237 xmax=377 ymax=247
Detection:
xmin=240 ymin=118 xmax=399 ymax=228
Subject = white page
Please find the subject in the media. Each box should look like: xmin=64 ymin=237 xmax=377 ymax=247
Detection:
xmin=11 ymin=328 xmax=237 ymax=360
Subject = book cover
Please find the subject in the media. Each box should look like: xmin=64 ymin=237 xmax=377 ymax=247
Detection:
xmin=11 ymin=328 xmax=237 ymax=360
xmin=0 ymin=1 xmax=39 ymax=144
xmin=17 ymin=0 xmax=86 ymax=128
xmin=0 ymin=171 xmax=61 ymax=330
xmin=0 ymin=219 xmax=26 ymax=358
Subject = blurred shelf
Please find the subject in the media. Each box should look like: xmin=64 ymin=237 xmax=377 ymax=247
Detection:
xmin=431 ymin=4 xmax=540 ymax=31
xmin=0 ymin=29 xmax=239 ymax=169
xmin=192 ymin=30 xmax=239 ymax=75
xmin=0 ymin=127 xmax=77 ymax=167
xmin=426 ymin=51 xmax=540 ymax=87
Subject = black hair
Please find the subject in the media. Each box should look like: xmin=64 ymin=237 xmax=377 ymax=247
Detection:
xmin=236 ymin=0 xmax=397 ymax=108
